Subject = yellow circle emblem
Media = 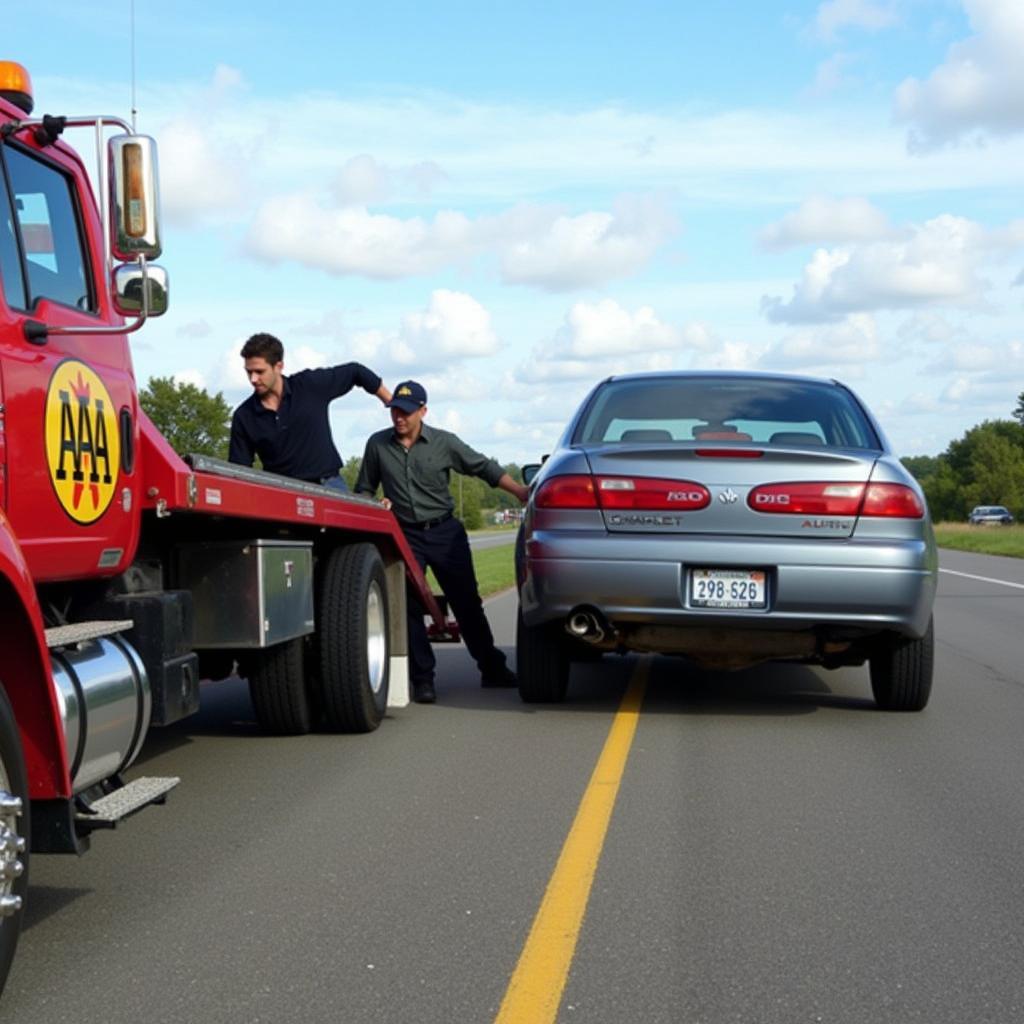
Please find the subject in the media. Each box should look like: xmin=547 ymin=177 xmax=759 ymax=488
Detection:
xmin=45 ymin=359 xmax=121 ymax=524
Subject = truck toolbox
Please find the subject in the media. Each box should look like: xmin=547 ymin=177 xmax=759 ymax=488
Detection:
xmin=175 ymin=539 xmax=315 ymax=648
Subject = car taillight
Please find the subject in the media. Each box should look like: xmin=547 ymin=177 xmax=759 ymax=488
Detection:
xmin=748 ymin=481 xmax=924 ymax=518
xmin=534 ymin=475 xmax=710 ymax=511
xmin=534 ymin=475 xmax=598 ymax=508
xmin=595 ymin=476 xmax=710 ymax=510
xmin=860 ymin=483 xmax=924 ymax=518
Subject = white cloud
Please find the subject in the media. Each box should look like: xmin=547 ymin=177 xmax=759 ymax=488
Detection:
xmin=759 ymin=313 xmax=882 ymax=369
xmin=498 ymin=196 xmax=678 ymax=291
xmin=813 ymin=0 xmax=899 ymax=41
xmin=762 ymin=215 xmax=989 ymax=323
xmin=244 ymin=192 xmax=675 ymax=290
xmin=172 ymin=368 xmax=207 ymax=389
xmin=400 ymin=290 xmax=500 ymax=358
xmin=556 ymin=299 xmax=680 ymax=357
xmin=760 ymin=196 xmax=895 ymax=249
xmin=809 ymin=53 xmax=856 ymax=96
xmin=895 ymin=0 xmax=1024 ymax=150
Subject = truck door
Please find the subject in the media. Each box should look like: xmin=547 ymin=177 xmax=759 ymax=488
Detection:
xmin=0 ymin=133 xmax=140 ymax=582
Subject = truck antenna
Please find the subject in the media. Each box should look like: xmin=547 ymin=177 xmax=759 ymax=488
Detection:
xmin=130 ymin=0 xmax=138 ymax=131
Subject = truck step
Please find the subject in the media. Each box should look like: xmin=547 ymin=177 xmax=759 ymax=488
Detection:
xmin=45 ymin=619 xmax=134 ymax=648
xmin=76 ymin=776 xmax=180 ymax=831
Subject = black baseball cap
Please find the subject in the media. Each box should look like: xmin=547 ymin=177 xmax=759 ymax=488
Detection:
xmin=388 ymin=380 xmax=427 ymax=413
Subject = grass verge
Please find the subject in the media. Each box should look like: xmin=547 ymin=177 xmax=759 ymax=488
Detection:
xmin=933 ymin=522 xmax=1024 ymax=558
xmin=426 ymin=538 xmax=516 ymax=598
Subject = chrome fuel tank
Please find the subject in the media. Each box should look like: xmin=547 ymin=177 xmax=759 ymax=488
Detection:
xmin=51 ymin=635 xmax=151 ymax=793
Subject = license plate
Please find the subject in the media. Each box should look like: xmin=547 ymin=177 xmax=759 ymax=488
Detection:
xmin=689 ymin=568 xmax=767 ymax=609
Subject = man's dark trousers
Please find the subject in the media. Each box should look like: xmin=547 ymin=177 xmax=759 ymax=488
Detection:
xmin=401 ymin=515 xmax=507 ymax=686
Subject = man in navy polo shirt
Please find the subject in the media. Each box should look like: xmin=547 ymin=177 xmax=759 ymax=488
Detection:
xmin=356 ymin=380 xmax=530 ymax=703
xmin=228 ymin=332 xmax=391 ymax=489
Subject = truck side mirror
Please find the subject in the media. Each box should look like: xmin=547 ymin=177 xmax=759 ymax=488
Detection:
xmin=112 ymin=263 xmax=169 ymax=317
xmin=108 ymin=134 xmax=162 ymax=261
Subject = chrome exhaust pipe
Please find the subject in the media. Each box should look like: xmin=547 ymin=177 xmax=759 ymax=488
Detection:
xmin=566 ymin=608 xmax=606 ymax=644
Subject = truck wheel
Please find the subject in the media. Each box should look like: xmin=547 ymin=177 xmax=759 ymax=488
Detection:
xmin=246 ymin=637 xmax=313 ymax=735
xmin=316 ymin=543 xmax=389 ymax=733
xmin=0 ymin=683 xmax=29 ymax=995
xmin=869 ymin=617 xmax=934 ymax=711
xmin=516 ymin=606 xmax=570 ymax=703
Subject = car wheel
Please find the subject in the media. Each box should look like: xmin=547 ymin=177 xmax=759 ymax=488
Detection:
xmin=0 ymin=683 xmax=28 ymax=996
xmin=516 ymin=606 xmax=570 ymax=703
xmin=245 ymin=637 xmax=314 ymax=735
xmin=869 ymin=616 xmax=934 ymax=711
xmin=314 ymin=543 xmax=390 ymax=733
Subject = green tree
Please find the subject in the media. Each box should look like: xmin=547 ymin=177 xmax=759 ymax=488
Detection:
xmin=139 ymin=376 xmax=232 ymax=459
xmin=341 ymin=455 xmax=363 ymax=490
xmin=930 ymin=420 xmax=1024 ymax=520
xmin=1014 ymin=390 xmax=1024 ymax=427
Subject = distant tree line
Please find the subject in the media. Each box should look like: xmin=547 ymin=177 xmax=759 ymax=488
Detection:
xmin=902 ymin=390 xmax=1024 ymax=522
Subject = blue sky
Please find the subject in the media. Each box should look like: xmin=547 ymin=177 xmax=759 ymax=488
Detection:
xmin=10 ymin=1 xmax=1024 ymax=465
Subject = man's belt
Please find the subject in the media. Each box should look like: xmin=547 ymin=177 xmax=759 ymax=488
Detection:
xmin=401 ymin=512 xmax=454 ymax=531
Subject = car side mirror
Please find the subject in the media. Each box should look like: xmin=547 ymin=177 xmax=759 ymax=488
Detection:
xmin=522 ymin=463 xmax=542 ymax=486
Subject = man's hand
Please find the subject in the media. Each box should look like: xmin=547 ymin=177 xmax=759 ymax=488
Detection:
xmin=380 ymin=497 xmax=393 ymax=511
xmin=498 ymin=473 xmax=530 ymax=504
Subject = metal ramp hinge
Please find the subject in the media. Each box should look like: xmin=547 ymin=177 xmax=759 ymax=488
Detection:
xmin=75 ymin=776 xmax=180 ymax=832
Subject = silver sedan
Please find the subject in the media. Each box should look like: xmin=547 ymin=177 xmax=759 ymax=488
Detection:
xmin=516 ymin=371 xmax=937 ymax=710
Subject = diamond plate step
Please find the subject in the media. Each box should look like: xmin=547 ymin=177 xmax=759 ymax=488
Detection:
xmin=45 ymin=620 xmax=134 ymax=648
xmin=76 ymin=776 xmax=180 ymax=829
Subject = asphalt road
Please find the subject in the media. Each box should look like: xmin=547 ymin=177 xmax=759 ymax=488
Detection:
xmin=4 ymin=548 xmax=1024 ymax=1023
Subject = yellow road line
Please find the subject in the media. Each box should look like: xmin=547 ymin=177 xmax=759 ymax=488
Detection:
xmin=494 ymin=658 xmax=650 ymax=1024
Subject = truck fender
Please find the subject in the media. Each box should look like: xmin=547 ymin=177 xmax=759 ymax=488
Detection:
xmin=0 ymin=512 xmax=72 ymax=799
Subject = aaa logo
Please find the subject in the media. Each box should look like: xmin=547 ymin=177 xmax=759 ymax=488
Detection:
xmin=44 ymin=360 xmax=121 ymax=524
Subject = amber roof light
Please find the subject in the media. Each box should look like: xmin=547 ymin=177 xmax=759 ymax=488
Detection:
xmin=0 ymin=61 xmax=34 ymax=115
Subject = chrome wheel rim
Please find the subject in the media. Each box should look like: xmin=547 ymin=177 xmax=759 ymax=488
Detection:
xmin=0 ymin=755 xmax=25 ymax=919
xmin=366 ymin=580 xmax=387 ymax=695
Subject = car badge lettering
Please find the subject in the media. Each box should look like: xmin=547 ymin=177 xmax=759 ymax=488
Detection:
xmin=802 ymin=519 xmax=847 ymax=529
xmin=609 ymin=514 xmax=680 ymax=526
xmin=668 ymin=491 xmax=705 ymax=502
xmin=718 ymin=488 xmax=739 ymax=504
xmin=755 ymin=492 xmax=790 ymax=505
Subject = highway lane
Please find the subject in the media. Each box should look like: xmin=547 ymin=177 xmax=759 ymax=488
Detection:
xmin=4 ymin=548 xmax=1023 ymax=1023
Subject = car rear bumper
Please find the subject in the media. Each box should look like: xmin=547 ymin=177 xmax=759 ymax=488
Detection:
xmin=520 ymin=530 xmax=937 ymax=639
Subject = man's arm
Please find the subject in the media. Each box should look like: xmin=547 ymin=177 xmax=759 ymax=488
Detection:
xmin=227 ymin=410 xmax=254 ymax=466
xmin=354 ymin=437 xmax=386 ymax=504
xmin=497 ymin=472 xmax=530 ymax=504
xmin=375 ymin=381 xmax=392 ymax=405
xmin=448 ymin=434 xmax=529 ymax=502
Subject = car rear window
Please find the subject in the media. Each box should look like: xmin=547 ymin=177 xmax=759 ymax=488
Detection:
xmin=574 ymin=376 xmax=881 ymax=449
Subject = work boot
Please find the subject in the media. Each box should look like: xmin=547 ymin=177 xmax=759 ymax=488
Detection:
xmin=481 ymin=665 xmax=517 ymax=688
xmin=412 ymin=680 xmax=437 ymax=703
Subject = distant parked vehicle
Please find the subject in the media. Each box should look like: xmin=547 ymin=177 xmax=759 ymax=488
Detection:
xmin=516 ymin=371 xmax=938 ymax=711
xmin=968 ymin=505 xmax=1014 ymax=526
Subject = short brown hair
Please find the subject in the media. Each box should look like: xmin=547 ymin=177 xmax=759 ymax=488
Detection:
xmin=241 ymin=333 xmax=284 ymax=364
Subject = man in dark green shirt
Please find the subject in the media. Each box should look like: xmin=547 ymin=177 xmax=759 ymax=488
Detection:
xmin=356 ymin=380 xmax=529 ymax=703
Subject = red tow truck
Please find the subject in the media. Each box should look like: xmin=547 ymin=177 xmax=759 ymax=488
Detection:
xmin=0 ymin=61 xmax=452 ymax=994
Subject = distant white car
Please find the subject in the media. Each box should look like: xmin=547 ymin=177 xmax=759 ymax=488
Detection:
xmin=968 ymin=505 xmax=1014 ymax=525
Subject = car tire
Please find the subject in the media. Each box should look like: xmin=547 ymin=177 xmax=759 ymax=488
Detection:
xmin=869 ymin=616 xmax=934 ymax=711
xmin=516 ymin=606 xmax=570 ymax=703
xmin=0 ymin=682 xmax=30 ymax=996
xmin=314 ymin=543 xmax=389 ymax=733
xmin=246 ymin=637 xmax=314 ymax=735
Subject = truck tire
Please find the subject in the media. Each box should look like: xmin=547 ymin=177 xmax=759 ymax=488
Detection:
xmin=516 ymin=606 xmax=570 ymax=703
xmin=315 ymin=543 xmax=389 ymax=733
xmin=0 ymin=683 xmax=29 ymax=996
xmin=246 ymin=637 xmax=314 ymax=735
xmin=869 ymin=617 xmax=934 ymax=711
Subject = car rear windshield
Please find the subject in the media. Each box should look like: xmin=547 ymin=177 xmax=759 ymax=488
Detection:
xmin=574 ymin=376 xmax=881 ymax=449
